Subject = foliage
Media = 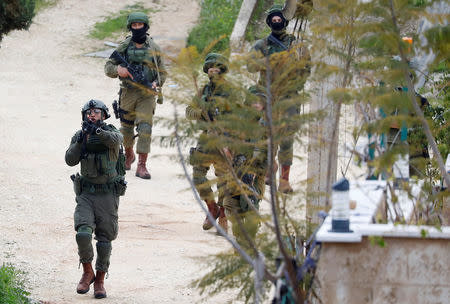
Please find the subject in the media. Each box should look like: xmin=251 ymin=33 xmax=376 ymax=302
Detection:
xmin=34 ymin=0 xmax=58 ymax=12
xmin=310 ymin=0 xmax=449 ymax=225
xmin=89 ymin=3 xmax=157 ymax=40
xmin=159 ymin=33 xmax=314 ymax=301
xmin=186 ymin=0 xmax=242 ymax=53
xmin=187 ymin=0 xmax=288 ymax=53
xmin=0 ymin=263 xmax=30 ymax=304
xmin=0 ymin=0 xmax=35 ymax=43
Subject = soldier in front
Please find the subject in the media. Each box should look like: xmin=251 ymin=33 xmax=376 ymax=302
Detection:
xmin=65 ymin=100 xmax=126 ymax=299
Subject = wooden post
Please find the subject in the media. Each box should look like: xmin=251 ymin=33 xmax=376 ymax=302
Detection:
xmin=230 ymin=0 xmax=258 ymax=53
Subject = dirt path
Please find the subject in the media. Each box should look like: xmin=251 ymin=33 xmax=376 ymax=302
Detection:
xmin=0 ymin=1 xmax=239 ymax=303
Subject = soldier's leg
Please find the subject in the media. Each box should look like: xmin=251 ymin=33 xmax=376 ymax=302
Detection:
xmin=92 ymin=193 xmax=119 ymax=299
xmin=213 ymin=158 xmax=228 ymax=233
xmin=74 ymin=194 xmax=96 ymax=264
xmin=135 ymin=94 xmax=156 ymax=179
xmin=93 ymin=193 xmax=119 ymax=272
xmin=193 ymin=162 xmax=220 ymax=230
xmin=119 ymin=88 xmax=138 ymax=170
xmin=278 ymin=135 xmax=294 ymax=193
xmin=74 ymin=193 xmax=96 ymax=294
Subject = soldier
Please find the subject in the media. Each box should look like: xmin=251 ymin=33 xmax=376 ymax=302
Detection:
xmin=65 ymin=100 xmax=126 ymax=299
xmin=105 ymin=12 xmax=167 ymax=179
xmin=186 ymin=53 xmax=235 ymax=233
xmin=248 ymin=4 xmax=310 ymax=193
xmin=223 ymin=88 xmax=268 ymax=248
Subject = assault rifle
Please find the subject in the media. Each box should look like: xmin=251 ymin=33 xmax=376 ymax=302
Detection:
xmin=109 ymin=50 xmax=153 ymax=89
xmin=110 ymin=50 xmax=164 ymax=104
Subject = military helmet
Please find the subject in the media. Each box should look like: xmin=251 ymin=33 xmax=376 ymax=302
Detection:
xmin=266 ymin=4 xmax=288 ymax=27
xmin=203 ymin=53 xmax=228 ymax=74
xmin=127 ymin=12 xmax=149 ymax=29
xmin=81 ymin=99 xmax=110 ymax=120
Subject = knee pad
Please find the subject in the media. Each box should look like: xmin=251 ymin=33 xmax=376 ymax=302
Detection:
xmin=76 ymin=225 xmax=93 ymax=247
xmin=136 ymin=122 xmax=152 ymax=136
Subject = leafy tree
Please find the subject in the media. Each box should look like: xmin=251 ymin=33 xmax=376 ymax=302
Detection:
xmin=0 ymin=0 xmax=35 ymax=44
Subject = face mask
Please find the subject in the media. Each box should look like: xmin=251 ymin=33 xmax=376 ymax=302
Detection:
xmin=131 ymin=25 xmax=148 ymax=44
xmin=271 ymin=21 xmax=285 ymax=32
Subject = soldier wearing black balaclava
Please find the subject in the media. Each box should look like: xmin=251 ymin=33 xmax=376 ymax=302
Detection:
xmin=248 ymin=4 xmax=311 ymax=193
xmin=105 ymin=12 xmax=167 ymax=180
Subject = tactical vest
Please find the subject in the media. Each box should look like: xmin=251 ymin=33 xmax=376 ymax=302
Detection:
xmin=80 ymin=127 xmax=119 ymax=181
xmin=125 ymin=40 xmax=158 ymax=83
xmin=263 ymin=34 xmax=294 ymax=57
xmin=201 ymin=82 xmax=231 ymax=114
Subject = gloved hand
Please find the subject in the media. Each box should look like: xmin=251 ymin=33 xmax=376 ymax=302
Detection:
xmin=76 ymin=132 xmax=85 ymax=143
xmin=82 ymin=121 xmax=97 ymax=135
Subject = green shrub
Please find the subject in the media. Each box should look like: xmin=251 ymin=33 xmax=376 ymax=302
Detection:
xmin=186 ymin=0 xmax=243 ymax=53
xmin=0 ymin=263 xmax=30 ymax=304
xmin=89 ymin=3 xmax=156 ymax=40
xmin=0 ymin=0 xmax=35 ymax=42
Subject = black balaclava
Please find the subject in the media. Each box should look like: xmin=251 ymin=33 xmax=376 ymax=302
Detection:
xmin=268 ymin=12 xmax=287 ymax=36
xmin=131 ymin=24 xmax=149 ymax=44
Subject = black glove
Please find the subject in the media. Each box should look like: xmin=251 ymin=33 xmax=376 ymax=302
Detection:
xmin=82 ymin=121 xmax=97 ymax=135
xmin=76 ymin=131 xmax=85 ymax=143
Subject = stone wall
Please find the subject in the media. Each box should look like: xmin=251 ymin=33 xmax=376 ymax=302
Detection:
xmin=315 ymin=237 xmax=450 ymax=304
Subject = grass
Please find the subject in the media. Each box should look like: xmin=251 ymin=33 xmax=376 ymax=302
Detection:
xmin=0 ymin=263 xmax=30 ymax=304
xmin=34 ymin=0 xmax=58 ymax=13
xmin=186 ymin=0 xmax=287 ymax=53
xmin=186 ymin=0 xmax=243 ymax=53
xmin=89 ymin=3 xmax=157 ymax=40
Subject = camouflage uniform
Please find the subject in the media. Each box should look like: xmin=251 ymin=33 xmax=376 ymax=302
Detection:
xmin=186 ymin=53 xmax=232 ymax=232
xmin=66 ymin=100 xmax=125 ymax=298
xmin=223 ymin=101 xmax=267 ymax=247
xmin=104 ymin=12 xmax=167 ymax=179
xmin=248 ymin=4 xmax=310 ymax=193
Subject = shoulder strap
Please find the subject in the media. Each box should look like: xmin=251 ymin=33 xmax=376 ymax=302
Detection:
xmin=267 ymin=34 xmax=288 ymax=51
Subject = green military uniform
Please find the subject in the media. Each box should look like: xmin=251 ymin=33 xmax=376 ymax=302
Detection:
xmin=186 ymin=53 xmax=233 ymax=231
xmin=66 ymin=100 xmax=125 ymax=298
xmin=105 ymin=37 xmax=166 ymax=153
xmin=104 ymin=12 xmax=167 ymax=179
xmin=248 ymin=5 xmax=310 ymax=193
xmin=222 ymin=92 xmax=268 ymax=247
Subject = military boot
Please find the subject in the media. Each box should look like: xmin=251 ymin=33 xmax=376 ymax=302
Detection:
xmin=136 ymin=153 xmax=151 ymax=179
xmin=279 ymin=165 xmax=293 ymax=193
xmin=202 ymin=200 xmax=220 ymax=230
xmin=265 ymin=161 xmax=278 ymax=185
xmin=125 ymin=147 xmax=135 ymax=170
xmin=217 ymin=206 xmax=228 ymax=234
xmin=93 ymin=270 xmax=107 ymax=299
xmin=76 ymin=262 xmax=95 ymax=294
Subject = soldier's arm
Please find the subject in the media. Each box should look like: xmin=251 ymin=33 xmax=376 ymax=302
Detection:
xmin=104 ymin=56 xmax=120 ymax=78
xmin=97 ymin=126 xmax=123 ymax=148
xmin=65 ymin=131 xmax=83 ymax=166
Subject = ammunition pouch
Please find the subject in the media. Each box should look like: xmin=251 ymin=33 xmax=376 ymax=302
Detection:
xmin=114 ymin=176 xmax=127 ymax=196
xmin=71 ymin=173 xmax=82 ymax=196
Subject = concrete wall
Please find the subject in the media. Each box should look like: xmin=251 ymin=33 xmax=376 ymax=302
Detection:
xmin=316 ymin=237 xmax=450 ymax=304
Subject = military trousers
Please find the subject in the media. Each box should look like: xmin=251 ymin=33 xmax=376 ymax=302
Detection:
xmin=119 ymin=86 xmax=156 ymax=154
xmin=74 ymin=190 xmax=119 ymax=271
xmin=277 ymin=104 xmax=300 ymax=166
xmin=223 ymin=167 xmax=266 ymax=247
xmin=190 ymin=143 xmax=227 ymax=205
xmin=74 ymin=191 xmax=119 ymax=242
